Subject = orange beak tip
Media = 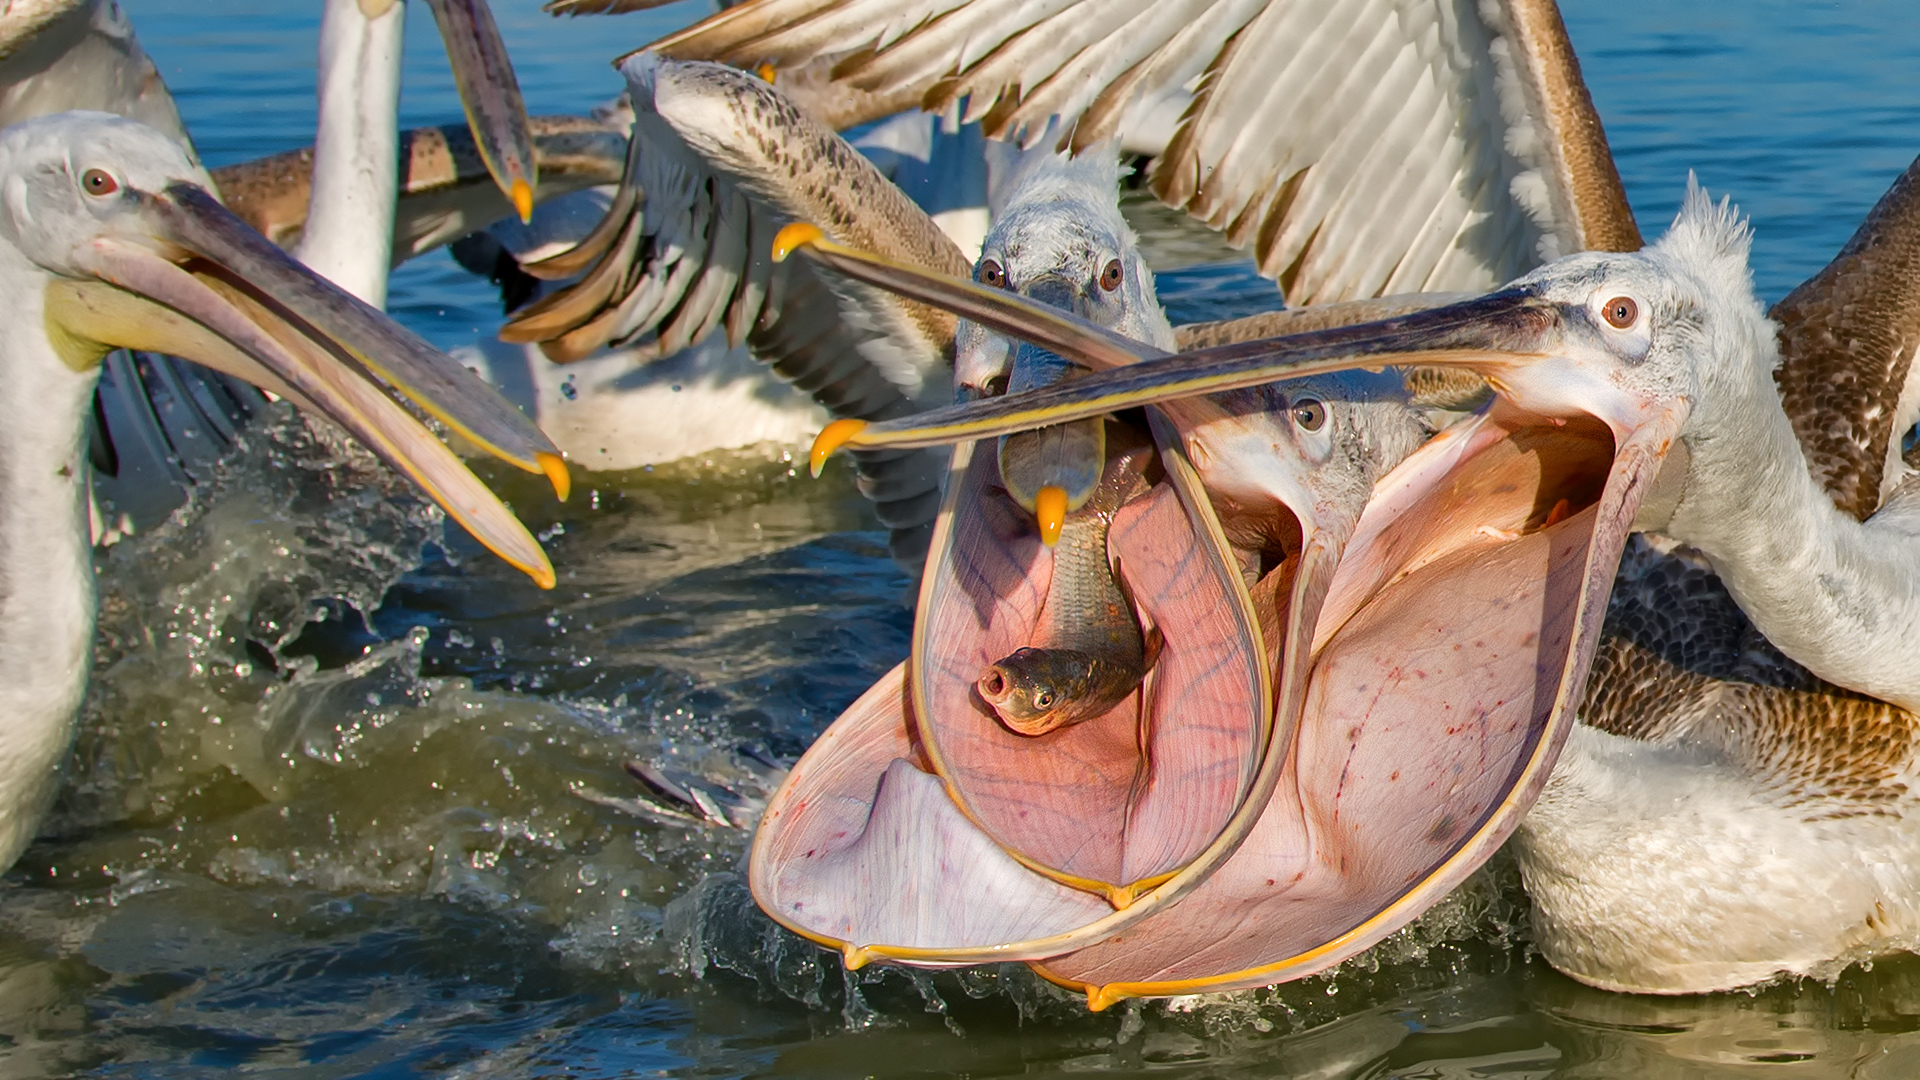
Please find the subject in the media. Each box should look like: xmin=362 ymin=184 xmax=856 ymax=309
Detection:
xmin=755 ymin=62 xmax=777 ymax=84
xmin=772 ymin=222 xmax=825 ymax=263
xmin=1035 ymin=485 xmax=1068 ymax=546
xmin=841 ymin=944 xmax=877 ymax=970
xmin=511 ymin=179 xmax=535 ymax=225
xmin=1086 ymin=984 xmax=1124 ymax=1012
xmin=511 ymin=553 xmax=557 ymax=591
xmin=809 ymin=418 xmax=867 ymax=476
xmin=537 ymin=451 xmax=572 ymax=501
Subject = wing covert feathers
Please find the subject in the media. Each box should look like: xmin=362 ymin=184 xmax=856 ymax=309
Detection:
xmin=631 ymin=0 xmax=1635 ymax=305
xmin=1584 ymin=539 xmax=1919 ymax=816
xmin=1772 ymin=153 xmax=1920 ymax=522
xmin=502 ymin=56 xmax=971 ymax=568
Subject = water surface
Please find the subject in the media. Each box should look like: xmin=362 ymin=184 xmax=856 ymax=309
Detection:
xmin=13 ymin=2 xmax=1920 ymax=1076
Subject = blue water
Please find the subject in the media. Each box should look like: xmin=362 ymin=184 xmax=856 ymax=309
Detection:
xmin=16 ymin=2 xmax=1920 ymax=1077
xmin=1578 ymin=0 xmax=1920 ymax=302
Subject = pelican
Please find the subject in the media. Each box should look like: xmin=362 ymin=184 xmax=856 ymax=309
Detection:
xmin=655 ymin=117 xmax=1623 ymax=1011
xmin=797 ymin=157 xmax=1920 ymax=994
xmin=544 ymin=0 xmax=1920 ymax=995
xmin=747 ymin=138 xmax=1584 ymax=995
xmin=0 ymin=2 xmax=621 ymax=535
xmin=0 ymin=111 xmax=569 ymax=873
xmin=492 ymin=53 xmax=986 ymax=569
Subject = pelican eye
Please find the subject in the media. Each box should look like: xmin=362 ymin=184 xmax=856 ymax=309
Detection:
xmin=1099 ymin=258 xmax=1123 ymax=292
xmin=80 ymin=168 xmax=118 ymax=196
xmin=978 ymin=259 xmax=1006 ymax=288
xmin=1292 ymin=398 xmax=1327 ymax=432
xmin=1601 ymin=296 xmax=1639 ymax=329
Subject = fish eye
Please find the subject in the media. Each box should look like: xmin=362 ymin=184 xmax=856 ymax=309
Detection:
xmin=80 ymin=168 xmax=118 ymax=196
xmin=1033 ymin=690 xmax=1053 ymax=709
xmin=978 ymin=259 xmax=1006 ymax=288
xmin=1601 ymin=295 xmax=1639 ymax=330
xmin=1291 ymin=398 xmax=1326 ymax=432
xmin=1099 ymin=258 xmax=1123 ymax=292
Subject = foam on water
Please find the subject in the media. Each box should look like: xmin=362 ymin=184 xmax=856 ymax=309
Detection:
xmin=18 ymin=412 xmax=873 ymax=1000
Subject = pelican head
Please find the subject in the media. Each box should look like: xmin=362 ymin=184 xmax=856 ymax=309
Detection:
xmin=1171 ymin=372 xmax=1428 ymax=559
xmin=955 ymin=147 xmax=1173 ymax=398
xmin=5 ymin=111 xmax=563 ymax=580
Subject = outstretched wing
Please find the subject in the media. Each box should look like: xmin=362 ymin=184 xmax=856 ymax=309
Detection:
xmin=1771 ymin=152 xmax=1920 ymax=522
xmin=585 ymin=0 xmax=1638 ymax=305
xmin=501 ymin=55 xmax=975 ymax=569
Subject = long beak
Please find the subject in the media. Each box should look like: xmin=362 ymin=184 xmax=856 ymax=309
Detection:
xmin=777 ymin=229 xmax=1602 ymax=463
xmin=421 ymin=0 xmax=538 ymax=223
xmin=50 ymin=181 xmax=564 ymax=587
xmin=775 ymin=225 xmax=1163 ymax=377
xmin=815 ymin=286 xmax=1566 ymax=451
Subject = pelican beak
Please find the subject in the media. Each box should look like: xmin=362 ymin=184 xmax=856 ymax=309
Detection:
xmin=421 ymin=0 xmax=537 ymax=222
xmin=48 ymin=180 xmax=565 ymax=587
xmin=782 ymin=230 xmax=1641 ymax=454
xmin=1030 ymin=394 xmax=1683 ymax=1007
xmin=774 ymin=234 xmax=1693 ymax=1004
xmin=752 ymin=398 xmax=1299 ymax=969
xmin=779 ymin=225 xmax=1159 ymax=397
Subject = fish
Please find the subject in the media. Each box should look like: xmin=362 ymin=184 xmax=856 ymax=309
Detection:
xmin=979 ymin=426 xmax=1160 ymax=735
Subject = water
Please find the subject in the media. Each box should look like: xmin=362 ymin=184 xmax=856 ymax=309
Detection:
xmin=13 ymin=1 xmax=1920 ymax=1076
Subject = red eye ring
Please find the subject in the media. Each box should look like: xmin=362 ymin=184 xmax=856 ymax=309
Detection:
xmin=81 ymin=168 xmax=117 ymax=196
xmin=1602 ymin=296 xmax=1639 ymax=329
xmin=1099 ymin=258 xmax=1123 ymax=292
xmin=978 ymin=259 xmax=1006 ymax=288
